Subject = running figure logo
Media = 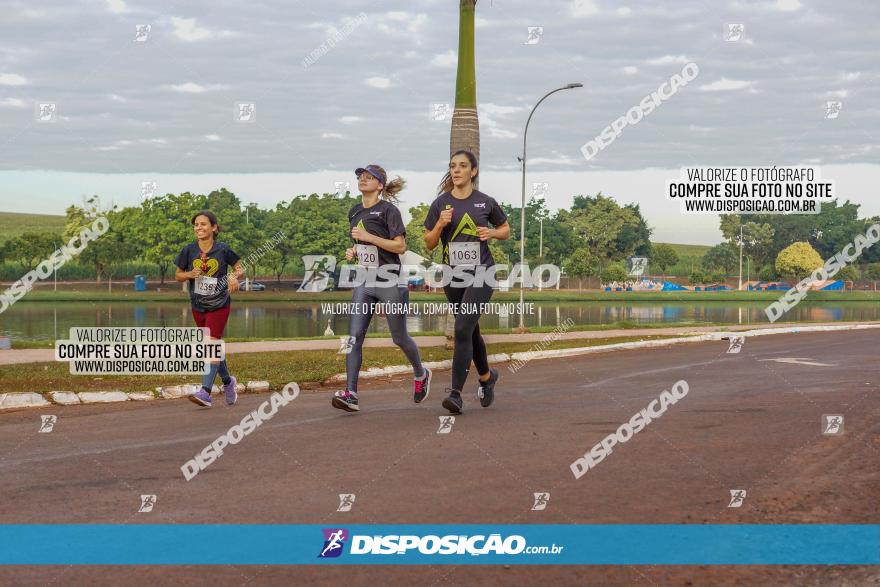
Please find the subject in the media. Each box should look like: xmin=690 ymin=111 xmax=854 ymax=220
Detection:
xmin=338 ymin=335 xmax=355 ymax=355
xmin=725 ymin=23 xmax=744 ymax=41
xmin=531 ymin=492 xmax=550 ymax=511
xmin=318 ymin=528 xmax=349 ymax=558
xmin=134 ymin=24 xmax=151 ymax=42
xmin=728 ymin=489 xmax=747 ymax=508
xmin=337 ymin=494 xmax=355 ymax=512
xmin=727 ymin=336 xmax=745 ymax=354
xmin=299 ymin=255 xmax=336 ymax=292
xmin=822 ymin=414 xmax=844 ymax=435
xmin=824 ymin=101 xmax=842 ymax=119
xmin=524 ymin=26 xmax=543 ymax=44
xmin=138 ymin=494 xmax=157 ymax=513
xmin=437 ymin=416 xmax=455 ymax=434
xmin=38 ymin=415 xmax=57 ymax=433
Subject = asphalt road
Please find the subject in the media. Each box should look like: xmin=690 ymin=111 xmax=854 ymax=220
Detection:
xmin=0 ymin=329 xmax=877 ymax=586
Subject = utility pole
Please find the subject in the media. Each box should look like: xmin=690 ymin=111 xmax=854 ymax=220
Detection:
xmin=738 ymin=224 xmax=743 ymax=290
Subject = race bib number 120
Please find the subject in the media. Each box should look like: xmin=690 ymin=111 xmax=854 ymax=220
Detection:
xmin=356 ymin=244 xmax=379 ymax=267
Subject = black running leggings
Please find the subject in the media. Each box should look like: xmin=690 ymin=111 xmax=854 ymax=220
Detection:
xmin=443 ymin=281 xmax=493 ymax=391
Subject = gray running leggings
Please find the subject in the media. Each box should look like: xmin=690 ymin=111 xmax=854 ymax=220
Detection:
xmin=346 ymin=285 xmax=424 ymax=392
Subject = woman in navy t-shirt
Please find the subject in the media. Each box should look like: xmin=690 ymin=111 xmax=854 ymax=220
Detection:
xmin=174 ymin=210 xmax=243 ymax=408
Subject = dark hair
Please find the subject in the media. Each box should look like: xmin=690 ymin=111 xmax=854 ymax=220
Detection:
xmin=191 ymin=210 xmax=220 ymax=238
xmin=437 ymin=149 xmax=479 ymax=195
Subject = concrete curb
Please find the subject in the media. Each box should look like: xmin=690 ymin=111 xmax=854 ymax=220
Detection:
xmin=49 ymin=391 xmax=81 ymax=405
xmin=78 ymin=391 xmax=130 ymax=404
xmin=0 ymin=392 xmax=51 ymax=410
xmin=1 ymin=322 xmax=877 ymax=412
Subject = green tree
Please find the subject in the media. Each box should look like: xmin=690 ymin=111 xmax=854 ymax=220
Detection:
xmin=1 ymin=232 xmax=56 ymax=268
xmin=563 ymin=247 xmax=599 ymax=278
xmin=405 ymin=203 xmax=436 ymax=262
xmin=559 ymin=193 xmax=652 ymax=267
xmin=775 ymin=242 xmax=823 ymax=281
xmin=836 ymin=264 xmax=860 ymax=283
xmin=689 ymin=269 xmax=707 ymax=285
xmin=719 ymin=215 xmax=775 ymax=266
xmin=599 ymin=262 xmax=627 ymax=284
xmin=701 ymin=242 xmax=738 ymax=273
xmin=138 ymin=192 xmax=206 ymax=284
xmin=64 ymin=203 xmax=138 ymax=288
xmin=863 ymin=263 xmax=880 ymax=280
xmin=651 ymin=244 xmax=679 ymax=278
xmin=499 ymin=198 xmax=574 ymax=265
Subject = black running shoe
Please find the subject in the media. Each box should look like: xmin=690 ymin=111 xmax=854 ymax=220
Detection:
xmin=477 ymin=368 xmax=498 ymax=408
xmin=331 ymin=389 xmax=359 ymax=412
xmin=414 ymin=367 xmax=432 ymax=404
xmin=441 ymin=388 xmax=463 ymax=414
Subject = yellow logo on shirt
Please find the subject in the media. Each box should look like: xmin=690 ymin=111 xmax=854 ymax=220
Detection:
xmin=451 ymin=212 xmax=478 ymax=240
xmin=192 ymin=258 xmax=219 ymax=276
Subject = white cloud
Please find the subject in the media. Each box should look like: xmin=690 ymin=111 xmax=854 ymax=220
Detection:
xmin=0 ymin=97 xmax=26 ymax=108
xmin=698 ymin=78 xmax=755 ymax=91
xmin=646 ymin=55 xmax=689 ymax=65
xmin=827 ymin=89 xmax=848 ymax=98
xmin=339 ymin=116 xmax=363 ymax=124
xmin=105 ymin=0 xmax=128 ymax=14
xmin=0 ymin=73 xmax=28 ymax=86
xmin=204 ymin=134 xmax=222 ymax=141
xmin=365 ymin=77 xmax=392 ymax=89
xmin=774 ymin=0 xmax=801 ymax=11
xmin=617 ymin=7 xmax=632 ymax=16
xmin=321 ymin=132 xmax=345 ymax=139
xmin=109 ymin=94 xmax=126 ymax=102
xmin=432 ymin=50 xmax=457 ymax=68
xmin=475 ymin=16 xmax=492 ymax=28
xmin=377 ymin=12 xmax=428 ymax=44
xmin=841 ymin=71 xmax=861 ymax=81
xmin=529 ymin=151 xmax=579 ymax=166
xmin=571 ymin=0 xmax=600 ymax=17
xmin=171 ymin=17 xmax=239 ymax=42
xmin=165 ymin=82 xmax=228 ymax=93
xmin=623 ymin=66 xmax=638 ymax=75
xmin=478 ymin=103 xmax=526 ymax=139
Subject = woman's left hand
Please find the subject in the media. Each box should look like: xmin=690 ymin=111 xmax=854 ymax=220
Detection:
xmin=227 ymin=275 xmax=240 ymax=293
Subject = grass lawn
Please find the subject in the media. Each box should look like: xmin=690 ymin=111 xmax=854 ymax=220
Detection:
xmin=0 ymin=334 xmax=690 ymax=394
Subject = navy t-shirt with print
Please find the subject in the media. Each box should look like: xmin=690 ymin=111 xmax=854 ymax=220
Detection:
xmin=348 ymin=199 xmax=406 ymax=269
xmin=424 ymin=190 xmax=507 ymax=267
xmin=175 ymin=241 xmax=241 ymax=312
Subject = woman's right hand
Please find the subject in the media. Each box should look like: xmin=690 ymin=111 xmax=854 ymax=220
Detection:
xmin=436 ymin=208 xmax=453 ymax=229
xmin=189 ymin=266 xmax=203 ymax=279
xmin=345 ymin=247 xmax=355 ymax=262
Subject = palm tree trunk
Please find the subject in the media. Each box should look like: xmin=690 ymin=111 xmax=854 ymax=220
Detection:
xmin=450 ymin=0 xmax=480 ymax=186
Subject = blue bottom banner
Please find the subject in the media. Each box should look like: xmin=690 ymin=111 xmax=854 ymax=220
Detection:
xmin=1 ymin=524 xmax=878 ymax=565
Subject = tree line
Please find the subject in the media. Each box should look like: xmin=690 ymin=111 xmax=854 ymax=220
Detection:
xmin=1 ymin=189 xmax=878 ymax=285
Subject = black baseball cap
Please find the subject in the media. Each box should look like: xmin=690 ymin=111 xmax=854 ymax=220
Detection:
xmin=355 ymin=165 xmax=386 ymax=186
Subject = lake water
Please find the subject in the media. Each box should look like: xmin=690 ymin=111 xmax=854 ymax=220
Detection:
xmin=1 ymin=300 xmax=875 ymax=342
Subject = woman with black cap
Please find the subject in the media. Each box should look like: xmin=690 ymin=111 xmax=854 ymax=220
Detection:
xmin=331 ymin=164 xmax=432 ymax=412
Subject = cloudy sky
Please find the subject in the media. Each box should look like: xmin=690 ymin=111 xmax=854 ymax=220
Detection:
xmin=0 ymin=0 xmax=877 ymax=243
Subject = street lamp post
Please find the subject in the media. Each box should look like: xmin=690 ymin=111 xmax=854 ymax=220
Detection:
xmin=518 ymin=82 xmax=582 ymax=330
